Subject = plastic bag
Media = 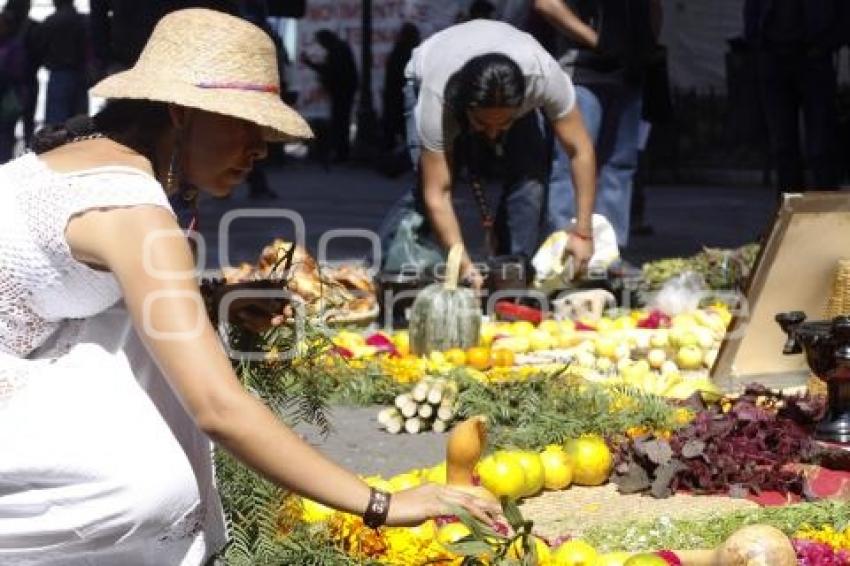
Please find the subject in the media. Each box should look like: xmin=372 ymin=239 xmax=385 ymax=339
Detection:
xmin=531 ymin=213 xmax=620 ymax=294
xmin=649 ymin=271 xmax=707 ymax=316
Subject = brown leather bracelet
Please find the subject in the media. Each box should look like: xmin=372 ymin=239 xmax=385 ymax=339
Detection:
xmin=363 ymin=487 xmax=391 ymax=529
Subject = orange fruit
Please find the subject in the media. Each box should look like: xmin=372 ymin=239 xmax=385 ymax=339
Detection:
xmin=444 ymin=348 xmax=467 ymax=366
xmin=490 ymin=348 xmax=515 ymax=367
xmin=466 ymin=346 xmax=492 ymax=370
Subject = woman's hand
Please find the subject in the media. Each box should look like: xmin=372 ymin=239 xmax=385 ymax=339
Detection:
xmin=386 ymin=483 xmax=502 ymax=527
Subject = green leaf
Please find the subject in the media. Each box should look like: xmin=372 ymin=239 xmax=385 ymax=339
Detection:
xmin=502 ymin=497 xmax=525 ymax=531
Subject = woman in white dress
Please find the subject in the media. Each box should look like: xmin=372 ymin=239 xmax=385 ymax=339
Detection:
xmin=0 ymin=9 xmax=499 ymax=566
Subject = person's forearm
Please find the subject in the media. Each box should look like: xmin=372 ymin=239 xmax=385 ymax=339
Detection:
xmin=203 ymin=388 xmax=371 ymax=515
xmin=533 ymin=0 xmax=598 ymax=48
xmin=423 ymin=186 xmax=473 ymax=268
xmin=570 ymin=146 xmax=596 ymax=235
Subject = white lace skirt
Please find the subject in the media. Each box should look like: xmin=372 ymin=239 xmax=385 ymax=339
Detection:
xmin=0 ymin=306 xmax=227 ymax=565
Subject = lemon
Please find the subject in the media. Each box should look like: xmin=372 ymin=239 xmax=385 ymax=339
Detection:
xmin=540 ymin=448 xmax=573 ymax=490
xmin=596 ymin=551 xmax=635 ymax=565
xmin=508 ymin=536 xmax=552 ymax=562
xmin=563 ymin=435 xmax=613 ymax=486
xmin=511 ymin=320 xmax=536 ymax=336
xmin=510 ymin=451 xmax=546 ymax=497
xmin=676 ymin=345 xmax=703 ymax=370
xmin=436 ymin=522 xmax=472 ymax=546
xmin=477 ymin=452 xmax=527 ymax=501
xmin=300 ymin=498 xmax=334 ymax=523
xmin=551 ymin=539 xmax=599 ymax=565
xmin=623 ymin=553 xmax=669 ymax=566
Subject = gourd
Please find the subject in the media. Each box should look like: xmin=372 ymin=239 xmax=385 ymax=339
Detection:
xmin=675 ymin=524 xmax=796 ymax=566
xmin=409 ymin=244 xmax=481 ymax=355
xmin=445 ymin=415 xmax=498 ymax=502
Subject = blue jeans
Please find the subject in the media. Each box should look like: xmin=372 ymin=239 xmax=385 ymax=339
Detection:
xmin=45 ymin=69 xmax=88 ymax=126
xmin=547 ymin=83 xmax=643 ymax=246
xmin=379 ymin=80 xmax=549 ymax=263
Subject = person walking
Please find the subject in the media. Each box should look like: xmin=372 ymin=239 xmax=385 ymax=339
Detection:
xmin=301 ymin=29 xmax=359 ymax=163
xmin=35 ymin=0 xmax=90 ymax=125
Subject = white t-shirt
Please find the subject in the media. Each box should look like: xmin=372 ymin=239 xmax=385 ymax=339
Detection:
xmin=405 ymin=20 xmax=576 ymax=153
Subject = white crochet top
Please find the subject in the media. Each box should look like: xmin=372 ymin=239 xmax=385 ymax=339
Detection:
xmin=0 ymin=152 xmax=172 ymax=358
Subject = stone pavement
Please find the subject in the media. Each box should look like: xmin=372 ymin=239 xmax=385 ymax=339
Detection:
xmin=197 ymin=159 xmax=779 ymax=475
xmin=198 ymin=159 xmax=777 ymax=272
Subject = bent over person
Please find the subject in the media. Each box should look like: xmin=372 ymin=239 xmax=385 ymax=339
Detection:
xmin=380 ymin=19 xmax=596 ymax=288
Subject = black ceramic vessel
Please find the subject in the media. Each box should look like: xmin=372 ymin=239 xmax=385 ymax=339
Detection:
xmin=776 ymin=312 xmax=850 ymax=443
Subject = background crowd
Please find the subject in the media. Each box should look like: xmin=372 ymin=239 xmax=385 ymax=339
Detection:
xmin=1 ymin=0 xmax=849 ymax=245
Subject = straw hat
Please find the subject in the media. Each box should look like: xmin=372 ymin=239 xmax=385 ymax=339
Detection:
xmin=91 ymin=8 xmax=312 ymax=142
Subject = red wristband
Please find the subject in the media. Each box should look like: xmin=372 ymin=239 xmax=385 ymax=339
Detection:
xmin=569 ymin=229 xmax=593 ymax=242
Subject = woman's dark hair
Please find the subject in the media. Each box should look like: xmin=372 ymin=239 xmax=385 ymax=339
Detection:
xmin=32 ymin=100 xmax=173 ymax=167
xmin=444 ymin=53 xmax=525 ymax=126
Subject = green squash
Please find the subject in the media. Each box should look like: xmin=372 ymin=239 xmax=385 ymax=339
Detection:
xmin=409 ymin=244 xmax=481 ymax=355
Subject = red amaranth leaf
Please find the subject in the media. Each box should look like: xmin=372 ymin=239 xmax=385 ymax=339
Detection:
xmin=364 ymin=333 xmax=399 ymax=357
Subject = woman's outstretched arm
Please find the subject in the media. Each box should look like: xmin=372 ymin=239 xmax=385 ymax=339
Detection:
xmin=65 ymin=204 xmax=499 ymax=526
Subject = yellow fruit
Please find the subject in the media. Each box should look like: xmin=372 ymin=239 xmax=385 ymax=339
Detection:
xmin=558 ymin=330 xmax=581 ymax=348
xmin=511 ymin=320 xmax=536 ymax=336
xmin=424 ymin=462 xmax=447 ymax=484
xmin=391 ymin=331 xmax=410 ymax=356
xmin=479 ymin=322 xmax=500 ymax=347
xmin=539 ymin=319 xmax=561 ymax=335
xmin=596 ymin=551 xmax=635 ymax=565
xmin=509 ymin=536 xmax=552 ymax=562
xmin=647 ymin=348 xmax=667 ymax=369
xmin=676 ymin=345 xmax=703 ymax=370
xmin=510 ymin=451 xmax=546 ymax=497
xmin=530 ymin=329 xmax=557 ymax=351
xmin=623 ymin=553 xmax=669 ymax=566
xmin=477 ymin=452 xmax=527 ymax=501
xmin=563 ymin=435 xmax=613 ymax=486
xmin=491 ymin=348 xmax=516 ymax=368
xmin=437 ymin=522 xmax=472 ymax=546
xmin=615 ymin=316 xmax=637 ymax=330
xmin=492 ymin=335 xmax=531 ymax=354
xmin=559 ymin=319 xmax=577 ymax=333
xmin=466 ymin=347 xmax=492 ymax=370
xmin=596 ymin=317 xmax=615 ymax=332
xmin=540 ymin=448 xmax=573 ymax=490
xmin=300 ymin=498 xmax=334 ymax=523
xmin=594 ymin=336 xmax=618 ymax=359
xmin=649 ymin=330 xmax=669 ymax=348
xmin=444 ymin=348 xmax=467 ymax=366
xmin=388 ymin=472 xmax=421 ymax=492
xmin=551 ymin=539 xmax=599 ymax=565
